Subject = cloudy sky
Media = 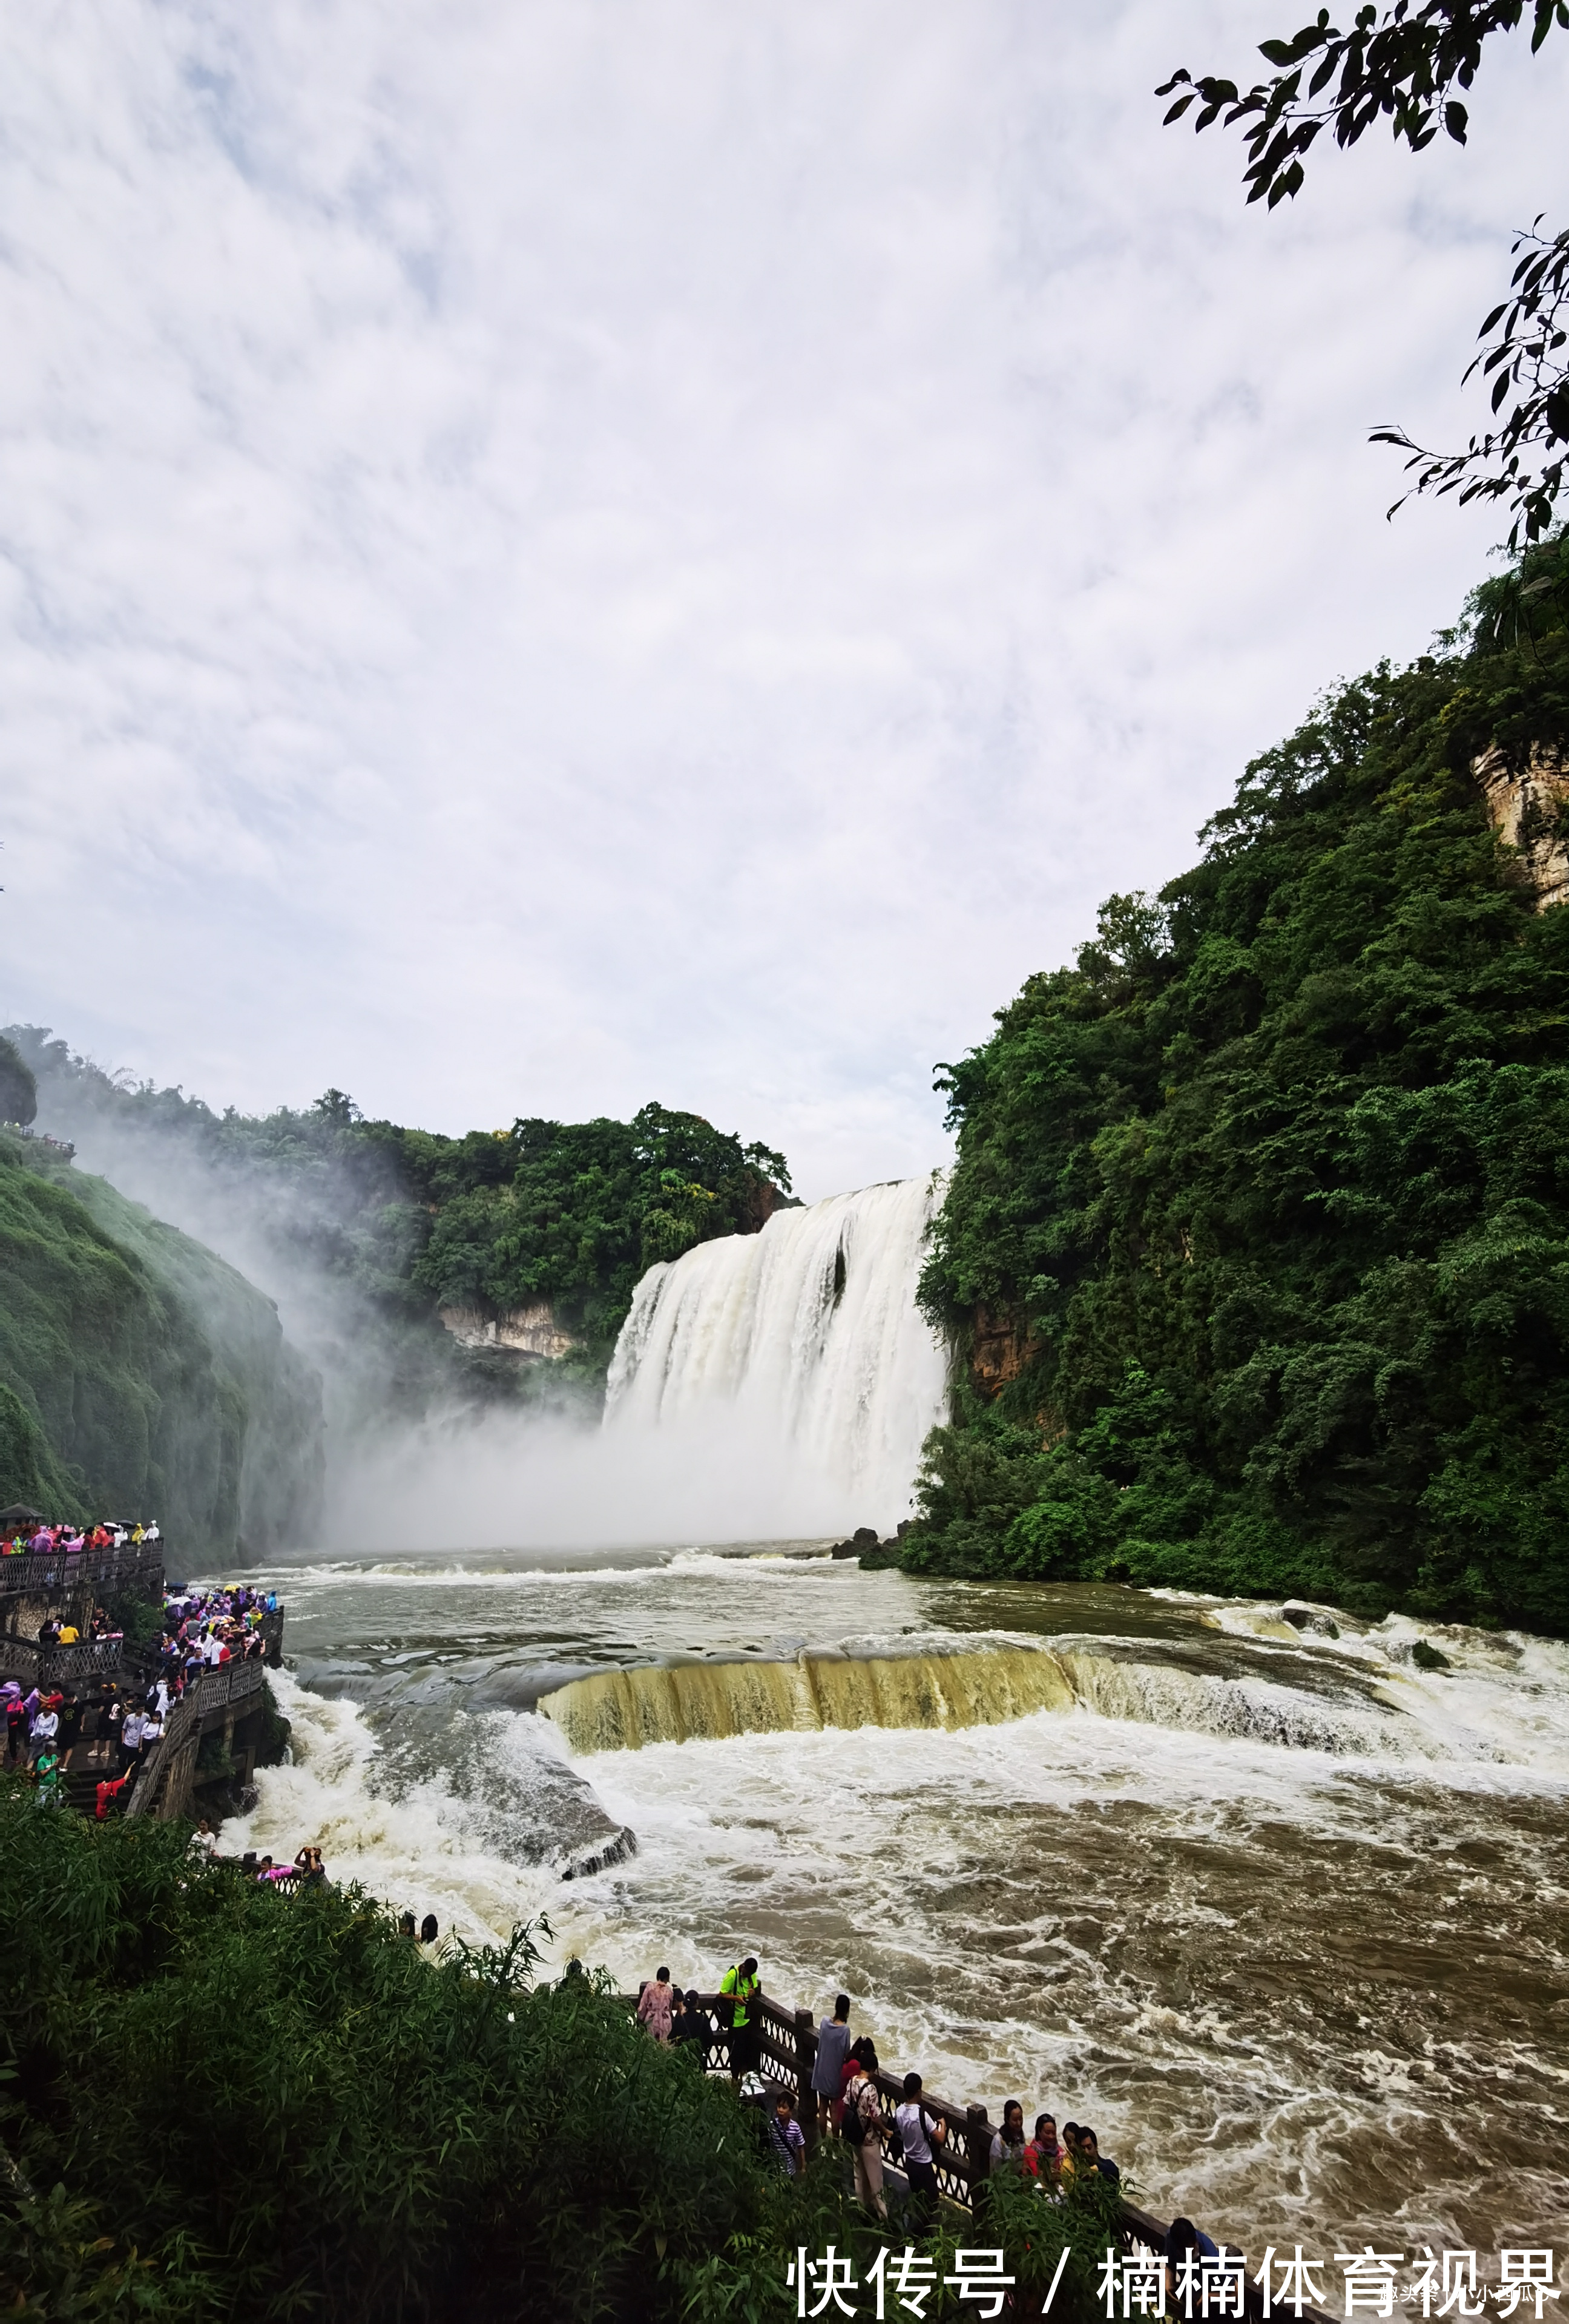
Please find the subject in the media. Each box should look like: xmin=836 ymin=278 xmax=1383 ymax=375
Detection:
xmin=2 ymin=1 xmax=1565 ymax=1199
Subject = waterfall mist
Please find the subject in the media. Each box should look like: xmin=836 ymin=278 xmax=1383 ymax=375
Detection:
xmin=332 ymin=1175 xmax=951 ymax=1548
xmin=10 ymin=1023 xmax=950 ymax=1550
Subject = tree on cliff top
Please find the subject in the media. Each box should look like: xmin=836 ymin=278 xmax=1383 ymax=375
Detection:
xmin=909 ymin=535 xmax=1569 ymax=1632
xmin=1157 ymin=2 xmax=1569 ymax=543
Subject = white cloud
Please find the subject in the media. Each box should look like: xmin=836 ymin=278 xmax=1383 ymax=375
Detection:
xmin=2 ymin=0 xmax=1564 ymax=1197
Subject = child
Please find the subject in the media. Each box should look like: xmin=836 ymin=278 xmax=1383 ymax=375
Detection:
xmin=768 ymin=2095 xmax=806 ymax=2177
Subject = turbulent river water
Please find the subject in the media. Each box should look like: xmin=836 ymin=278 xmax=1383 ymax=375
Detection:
xmin=217 ymin=1545 xmax=1569 ymax=2266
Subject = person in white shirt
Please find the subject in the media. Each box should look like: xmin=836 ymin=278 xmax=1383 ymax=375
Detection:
xmin=29 ymin=1707 xmax=59 ymax=1760
xmin=189 ymin=1819 xmax=219 ymax=1862
xmin=893 ymin=2072 xmax=945 ymax=2224
xmin=119 ymin=1708 xmax=146 ymax=1772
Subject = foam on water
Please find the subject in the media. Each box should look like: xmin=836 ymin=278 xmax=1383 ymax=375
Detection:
xmin=226 ymin=1560 xmax=1569 ymax=2268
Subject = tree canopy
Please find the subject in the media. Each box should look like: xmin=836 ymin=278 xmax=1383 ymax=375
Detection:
xmin=907 ymin=536 xmax=1569 ymax=1633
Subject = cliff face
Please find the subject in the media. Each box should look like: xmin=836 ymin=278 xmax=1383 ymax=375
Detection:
xmin=1474 ymin=743 xmax=1569 ymax=910
xmin=0 ymin=1133 xmax=323 ymax=1555
xmin=438 ymin=1301 xmax=577 ymax=1360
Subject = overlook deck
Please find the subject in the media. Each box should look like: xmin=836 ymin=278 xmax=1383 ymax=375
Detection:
xmin=629 ymin=1990 xmax=1336 ymax=2324
xmin=0 ymin=1541 xmax=164 ymax=1599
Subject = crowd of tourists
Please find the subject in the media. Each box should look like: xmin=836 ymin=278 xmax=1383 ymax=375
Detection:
xmin=630 ymin=1963 xmax=1126 ymax=2227
xmin=153 ymin=1581 xmax=278 ymax=1682
xmin=3 ymin=1581 xmax=279 ymax=1813
xmin=2 ymin=1515 xmax=161 ymax=1556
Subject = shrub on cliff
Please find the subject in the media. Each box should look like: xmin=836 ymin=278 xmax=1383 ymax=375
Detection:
xmin=910 ymin=538 xmax=1569 ymax=1632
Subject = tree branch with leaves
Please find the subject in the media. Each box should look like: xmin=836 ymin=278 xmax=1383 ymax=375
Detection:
xmin=1156 ymin=2 xmax=1569 ymax=542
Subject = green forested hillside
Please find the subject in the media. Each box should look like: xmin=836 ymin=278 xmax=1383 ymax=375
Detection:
xmin=0 ymin=1132 xmax=321 ymax=1551
xmin=907 ymin=543 xmax=1569 ymax=1632
xmin=3 ymin=1040 xmax=792 ymax=1385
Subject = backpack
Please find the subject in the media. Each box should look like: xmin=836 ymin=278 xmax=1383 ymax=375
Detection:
xmin=843 ymin=2075 xmax=880 ymax=2146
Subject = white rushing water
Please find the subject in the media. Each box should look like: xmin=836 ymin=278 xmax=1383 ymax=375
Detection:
xmin=219 ymin=1550 xmax=1569 ymax=2274
xmin=605 ymin=1174 xmax=950 ymax=1533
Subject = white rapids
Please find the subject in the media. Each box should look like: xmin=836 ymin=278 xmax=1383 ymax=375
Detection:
xmin=605 ymin=1173 xmax=950 ymax=1534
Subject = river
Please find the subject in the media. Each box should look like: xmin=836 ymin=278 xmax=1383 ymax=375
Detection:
xmin=216 ymin=1542 xmax=1569 ymax=2269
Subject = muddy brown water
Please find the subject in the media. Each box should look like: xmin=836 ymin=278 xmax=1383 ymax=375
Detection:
xmin=215 ymin=1549 xmax=1569 ymax=2277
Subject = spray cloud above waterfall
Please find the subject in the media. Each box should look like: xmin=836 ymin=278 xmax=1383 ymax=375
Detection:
xmin=2 ymin=1023 xmax=948 ymax=1547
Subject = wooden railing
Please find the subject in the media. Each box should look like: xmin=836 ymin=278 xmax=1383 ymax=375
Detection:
xmin=628 ymin=1989 xmax=1335 ymax=2323
xmin=0 ymin=1543 xmax=163 ymax=1600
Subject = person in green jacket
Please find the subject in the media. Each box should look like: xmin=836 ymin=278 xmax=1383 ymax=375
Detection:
xmin=720 ymin=1955 xmax=760 ymax=2079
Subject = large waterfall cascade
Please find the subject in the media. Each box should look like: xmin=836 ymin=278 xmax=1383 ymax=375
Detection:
xmin=604 ymin=1173 xmax=951 ymax=1532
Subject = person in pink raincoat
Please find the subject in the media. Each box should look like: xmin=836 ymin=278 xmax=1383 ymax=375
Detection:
xmin=636 ymin=1966 xmax=677 ymax=2041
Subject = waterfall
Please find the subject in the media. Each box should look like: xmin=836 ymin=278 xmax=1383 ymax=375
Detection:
xmin=539 ymin=1647 xmax=1075 ymax=1751
xmin=604 ymin=1173 xmax=950 ymax=1533
xmin=537 ymin=1644 xmax=1443 ymax=1760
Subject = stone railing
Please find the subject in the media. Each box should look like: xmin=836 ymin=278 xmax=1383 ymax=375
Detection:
xmin=0 ymin=1543 xmax=163 ymax=1600
xmin=0 ymin=1635 xmax=124 ymax=1690
xmin=126 ymin=1658 xmax=269 ymax=1820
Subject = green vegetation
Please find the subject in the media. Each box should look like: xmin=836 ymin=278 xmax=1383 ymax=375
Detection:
xmin=0 ymin=1791 xmax=1120 ymax=2322
xmin=907 ymin=539 xmax=1569 ymax=1633
xmin=409 ymin=1104 xmax=790 ymax=1370
xmin=0 ymin=1132 xmax=320 ymax=1550
xmin=3 ymin=1037 xmax=792 ymax=1386
xmin=0 ymin=1037 xmax=36 ymax=1128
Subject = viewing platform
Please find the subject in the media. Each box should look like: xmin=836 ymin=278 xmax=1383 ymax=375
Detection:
xmin=626 ymin=1989 xmax=1336 ymax=2324
xmin=127 ymin=1638 xmax=282 ymax=1822
xmin=0 ymin=1537 xmax=165 ymax=1599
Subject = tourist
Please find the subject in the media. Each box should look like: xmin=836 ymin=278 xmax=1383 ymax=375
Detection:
xmin=1165 ymin=2214 xmax=1221 ymax=2311
xmin=811 ymin=1993 xmax=853 ymax=2134
xmin=294 ymin=1845 xmax=326 ymax=1886
xmin=636 ymin=1965 xmax=677 ymax=2042
xmin=673 ymin=1989 xmax=706 ymax=2067
xmin=417 ymin=1911 xmax=436 ymax=1939
xmin=399 ymin=1912 xmax=417 ymax=1938
xmin=57 ymin=1617 xmax=79 ymax=1645
xmin=893 ymin=2071 xmax=944 ymax=2224
xmin=841 ymin=2045 xmax=887 ymax=2220
xmin=119 ymin=1703 xmax=146 ymax=1774
xmin=989 ymin=2099 xmax=1027 ymax=2171
xmin=1077 ymin=2126 xmax=1120 ymax=2185
xmin=57 ymin=1694 xmax=83 ymax=1770
xmin=95 ymin=1771 xmax=131 ymax=1819
xmin=189 ymin=1818 xmax=219 ymax=1861
xmin=140 ymin=1705 xmax=163 ymax=1756
xmin=29 ymin=1696 xmax=59 ymax=1762
xmin=1024 ymin=2112 xmax=1061 ymax=2181
xmin=720 ymin=1955 xmax=761 ymax=2081
xmin=31 ymin=1744 xmax=62 ymax=1807
xmin=4 ymin=1689 xmax=27 ymax=1767
xmin=767 ymin=2094 xmax=806 ymax=2177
